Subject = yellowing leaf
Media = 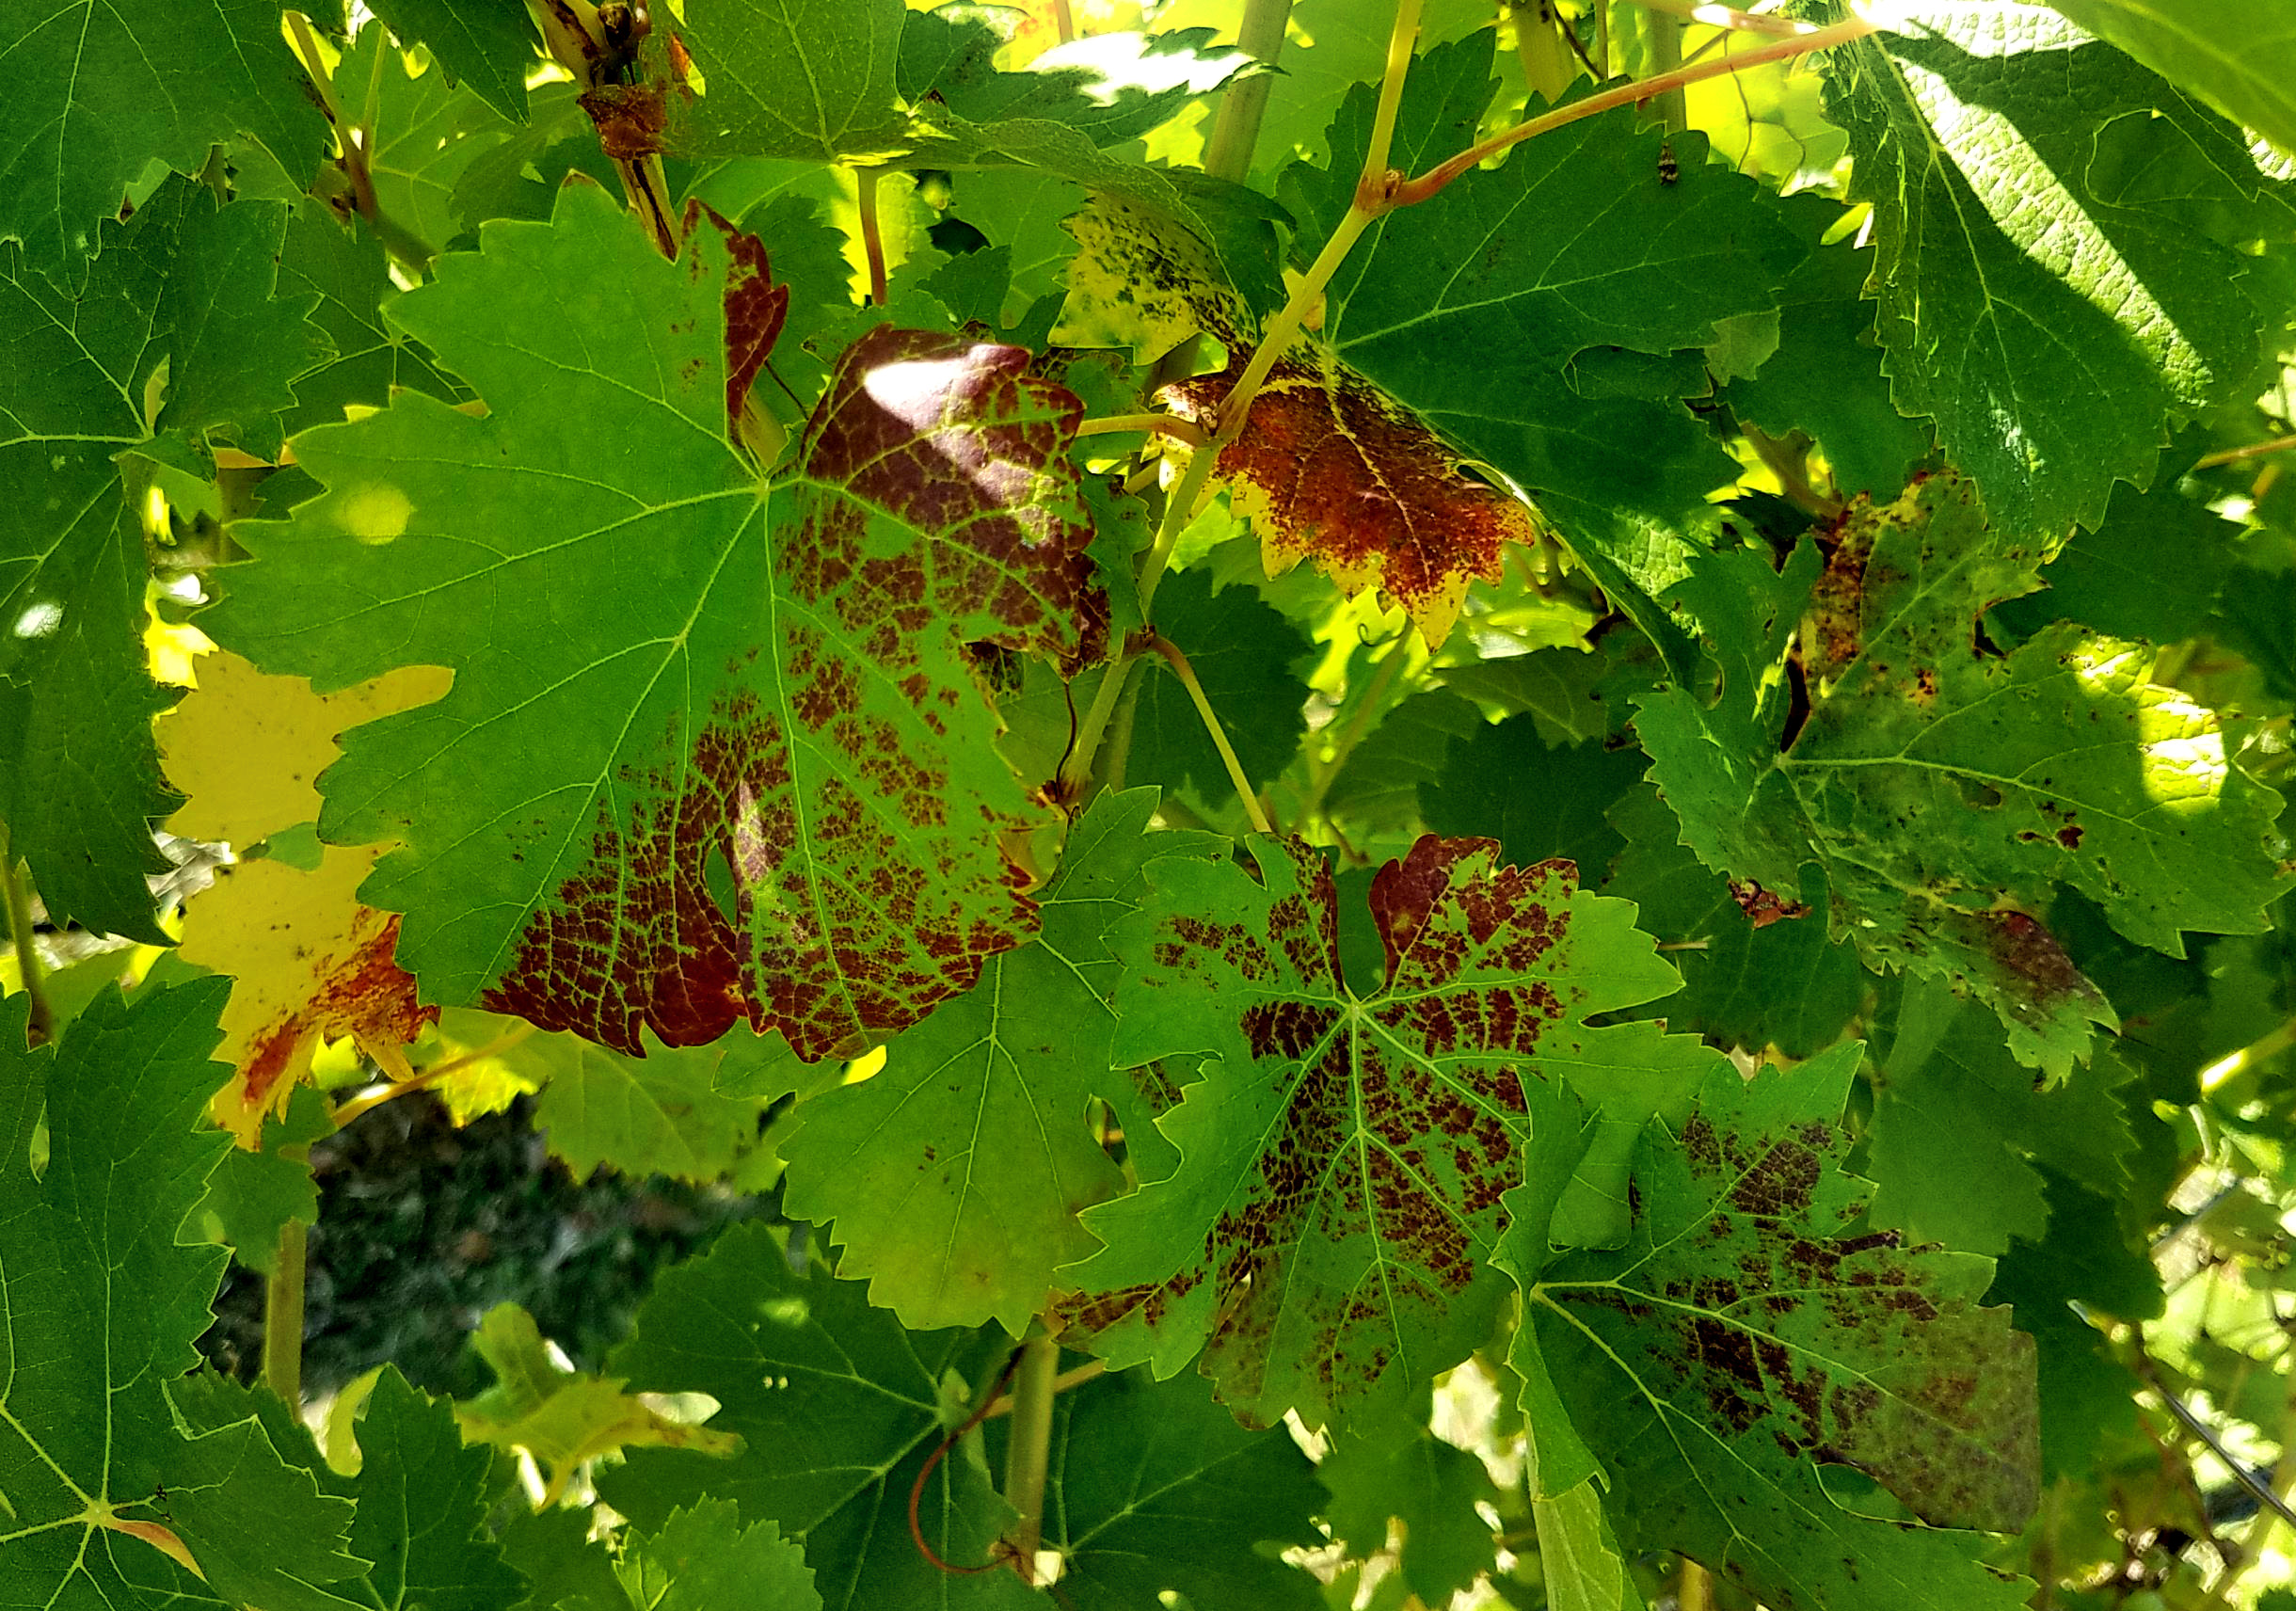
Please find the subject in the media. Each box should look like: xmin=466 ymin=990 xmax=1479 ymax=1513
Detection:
xmin=162 ymin=646 xmax=450 ymax=845
xmin=457 ymin=1304 xmax=741 ymax=1507
xmin=181 ymin=844 xmax=437 ymax=1144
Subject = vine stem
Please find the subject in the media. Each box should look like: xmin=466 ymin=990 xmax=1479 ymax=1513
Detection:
xmin=1618 ymin=0 xmax=1810 ymax=37
xmin=286 ymin=9 xmax=437 ymax=272
xmin=1392 ymin=13 xmax=1877 ymax=205
xmin=998 ymin=1333 xmax=1061 ymax=1583
xmin=857 ymin=168 xmax=888 ymax=305
xmin=264 ymin=1217 xmax=308 ymax=1408
xmin=1150 ymin=635 xmax=1276 ymax=834
xmin=1075 ymin=413 xmax=1208 ymax=448
xmin=2196 ymin=432 xmax=2296 ymax=469
xmin=331 ymin=1022 xmax=537 ymax=1127
xmin=982 ymin=1360 xmax=1104 ymax=1419
xmin=0 ymin=828 xmax=54 ymax=1047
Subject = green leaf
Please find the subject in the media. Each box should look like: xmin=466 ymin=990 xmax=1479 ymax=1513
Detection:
xmin=1124 ymin=568 xmax=1314 ymax=809
xmin=0 ymin=180 xmax=203 ymax=942
xmin=195 ymin=1083 xmax=333 ymax=1275
xmin=1319 ymin=1398 xmax=1500 ymax=1607
xmin=279 ymin=198 xmax=465 ymax=439
xmin=1325 ymin=689 xmax=1485 ymax=837
xmin=340 ymin=1367 xmax=529 ymax=1611
xmin=0 ymin=982 xmax=362 ymax=1609
xmin=0 ymin=0 xmax=325 ymax=282
xmin=1991 ymin=467 xmax=2236 ymax=646
xmin=2045 ymin=0 xmax=2296 ymax=160
xmin=1010 ymin=1366 xmax=1327 ymax=1611
xmin=352 ymin=25 xmax=520 ymax=258
xmin=456 ymin=1304 xmax=742 ymax=1503
xmin=1534 ymin=1478 xmax=1647 ymax=1611
xmin=600 ymin=1227 xmax=1038 ymax=1610
xmin=1865 ymin=979 xmax=2136 ymax=1256
xmin=1823 ymin=7 xmax=2282 ymax=532
xmin=1725 ymin=193 xmax=1933 ymax=502
xmin=1636 ymin=472 xmax=2288 ymax=1074
xmin=1602 ymin=785 xmax=1865 ymax=1060
xmin=525 ymin=1023 xmax=806 ymax=1184
xmin=897 ymin=10 xmax=1254 ymax=153
xmin=1501 ymin=1045 xmax=2041 ymax=1611
xmin=1293 ymin=35 xmax=1804 ymax=524
xmin=782 ymin=790 xmax=1215 ymax=1333
xmin=1067 ymin=833 xmax=1715 ymax=1429
xmin=208 ymin=182 xmax=1102 ymax=1061
xmin=1424 ymin=719 xmax=1642 ymax=884
xmin=157 ymin=194 xmax=330 ymax=463
xmin=615 ymin=1498 xmax=821 ymax=1611
xmin=660 ymin=0 xmax=910 ymax=162
xmin=501 ymin=1504 xmax=624 ymax=1611
xmin=368 ymin=0 xmax=542 ymax=124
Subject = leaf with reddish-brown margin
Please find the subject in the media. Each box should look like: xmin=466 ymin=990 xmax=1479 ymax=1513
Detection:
xmin=680 ymin=198 xmax=789 ymax=427
xmin=1164 ymin=339 xmax=1546 ymax=648
xmin=1498 ymin=1044 xmax=2040 ymax=1611
xmin=205 ymin=183 xmax=1102 ymax=1062
xmin=1062 ymin=833 xmax=1713 ymax=1431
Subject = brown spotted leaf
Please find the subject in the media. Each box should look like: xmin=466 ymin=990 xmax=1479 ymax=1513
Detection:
xmin=205 ymin=183 xmax=1102 ymax=1062
xmin=1635 ymin=471 xmax=2289 ymax=1077
xmin=679 ymin=198 xmax=788 ymax=427
xmin=1065 ymin=833 xmax=1707 ymax=1430
xmin=1499 ymin=1045 xmax=2039 ymax=1611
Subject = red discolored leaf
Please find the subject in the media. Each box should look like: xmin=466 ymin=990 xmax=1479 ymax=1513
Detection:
xmin=578 ymin=83 xmax=669 ymax=160
xmin=680 ymin=199 xmax=788 ymax=429
xmin=1067 ymin=833 xmax=1695 ymax=1428
xmin=1165 ymin=341 xmax=1544 ymax=649
xmin=1729 ymin=878 xmax=1810 ymax=928
xmin=481 ymin=325 xmax=1105 ymax=1059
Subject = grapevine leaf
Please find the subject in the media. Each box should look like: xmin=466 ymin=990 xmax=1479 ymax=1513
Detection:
xmin=599 ymin=1226 xmax=1038 ymax=1610
xmin=1990 ymin=469 xmax=2234 ymax=646
xmin=176 ymin=846 xmax=438 ymax=1144
xmin=1154 ymin=0 xmax=1501 ymax=182
xmin=1423 ymin=718 xmax=1642 ymax=883
xmin=0 ymin=181 xmax=202 ymax=942
xmin=339 ymin=1367 xmax=529 ymax=1611
xmin=1164 ymin=329 xmax=1548 ymax=649
xmin=1534 ymin=1477 xmax=1648 ymax=1611
xmin=0 ymin=982 xmax=363 ymax=1609
xmin=2045 ymin=0 xmax=2296 ymax=158
xmin=1326 ymin=689 xmax=1486 ymax=837
xmin=156 ymin=195 xmax=329 ymax=463
xmin=352 ymin=25 xmax=520 ymax=255
xmin=1636 ymin=472 xmax=2288 ymax=1074
xmin=781 ymin=790 xmax=1215 ymax=1333
xmin=614 ymin=1499 xmax=821 ymax=1611
xmin=456 ymin=1304 xmax=741 ymax=1507
xmin=162 ymin=648 xmax=453 ymax=847
xmin=208 ymin=183 xmax=1100 ymax=1061
xmin=1320 ymin=1399 xmax=1501 ymax=1607
xmin=1865 ymin=979 xmax=2136 ymax=1256
xmin=1066 ymin=833 xmax=1713 ymax=1429
xmin=1291 ymin=35 xmax=1805 ymax=528
xmin=652 ymin=0 xmax=910 ymax=162
xmin=279 ymin=199 xmax=466 ymax=439
xmin=526 ymin=1022 xmax=805 ymax=1185
xmin=1124 ymin=569 xmax=1315 ymax=809
xmin=898 ymin=9 xmax=1255 ymax=152
xmin=1603 ymin=786 xmax=1865 ymax=1060
xmin=0 ymin=0 xmax=325 ymax=283
xmin=1008 ymin=1366 xmax=1328 ymax=1611
xmin=193 ymin=1084 xmax=332 ymax=1276
xmin=1724 ymin=194 xmax=1933 ymax=502
xmin=1501 ymin=1045 xmax=2041 ymax=1611
xmin=1823 ymin=6 xmax=2282 ymax=532
xmin=367 ymin=0 xmax=542 ymax=124
xmin=501 ymin=1506 xmax=624 ymax=1611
